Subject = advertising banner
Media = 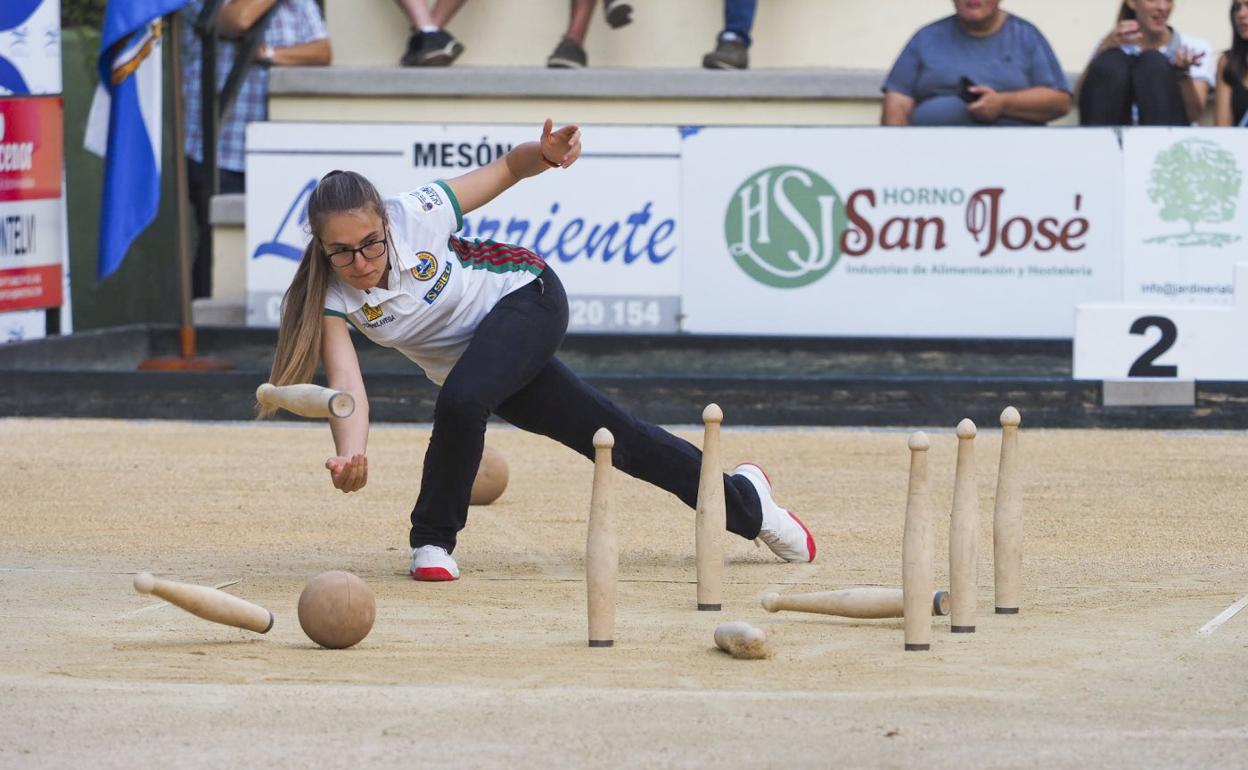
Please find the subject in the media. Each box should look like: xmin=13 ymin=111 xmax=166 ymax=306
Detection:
xmin=679 ymin=127 xmax=1123 ymax=338
xmin=0 ymin=96 xmax=62 ymax=312
xmin=0 ymin=0 xmax=62 ymax=96
xmin=1121 ymin=128 xmax=1248 ymax=306
xmin=245 ymin=123 xmax=680 ymax=331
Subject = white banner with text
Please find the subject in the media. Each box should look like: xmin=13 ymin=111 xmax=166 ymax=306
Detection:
xmin=245 ymin=123 xmax=680 ymax=332
xmin=680 ymin=127 xmax=1123 ymax=338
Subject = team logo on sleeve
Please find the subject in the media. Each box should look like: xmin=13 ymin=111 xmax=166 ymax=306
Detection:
xmin=411 ymin=252 xmax=439 ymax=280
xmin=408 ymin=185 xmax=444 ymax=213
xmin=361 ymin=303 xmax=384 ymax=322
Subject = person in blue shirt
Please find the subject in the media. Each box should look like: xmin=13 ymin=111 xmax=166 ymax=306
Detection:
xmin=881 ymin=0 xmax=1072 ymax=126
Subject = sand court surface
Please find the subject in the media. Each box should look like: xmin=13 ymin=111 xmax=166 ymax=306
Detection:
xmin=2 ymin=417 xmax=1246 ymax=768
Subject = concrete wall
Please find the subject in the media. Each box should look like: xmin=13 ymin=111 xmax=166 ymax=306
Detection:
xmin=327 ymin=0 xmax=1229 ymax=72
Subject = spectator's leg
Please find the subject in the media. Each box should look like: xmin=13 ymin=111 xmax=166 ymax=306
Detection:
xmin=566 ymin=0 xmax=593 ymax=46
xmin=723 ymin=0 xmax=758 ymax=48
xmin=1077 ymin=48 xmax=1134 ymax=125
xmin=187 ymin=158 xmax=212 ymax=300
xmin=702 ymin=0 xmax=753 ymax=69
xmin=547 ymin=0 xmax=591 ymax=68
xmin=394 ymin=0 xmax=435 ymax=27
xmin=1132 ymin=50 xmax=1190 ymax=126
xmin=430 ymin=0 xmax=468 ymax=27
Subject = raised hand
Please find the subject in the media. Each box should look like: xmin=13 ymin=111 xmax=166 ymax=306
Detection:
xmin=1173 ymin=46 xmax=1205 ymax=73
xmin=540 ymin=118 xmax=583 ymax=169
xmin=1109 ymin=20 xmax=1142 ymax=48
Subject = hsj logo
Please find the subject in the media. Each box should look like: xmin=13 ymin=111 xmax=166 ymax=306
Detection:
xmin=411 ymin=252 xmax=438 ymax=280
xmin=725 ymin=165 xmax=845 ymax=289
xmin=361 ymin=303 xmax=383 ymax=322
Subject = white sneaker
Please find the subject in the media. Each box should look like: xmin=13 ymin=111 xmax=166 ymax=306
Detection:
xmin=732 ymin=463 xmax=816 ymax=563
xmin=410 ymin=545 xmax=460 ymax=581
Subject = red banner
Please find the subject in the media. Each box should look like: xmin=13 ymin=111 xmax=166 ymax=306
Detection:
xmin=0 ymin=264 xmax=61 ymax=312
xmin=0 ymin=97 xmax=63 ymax=203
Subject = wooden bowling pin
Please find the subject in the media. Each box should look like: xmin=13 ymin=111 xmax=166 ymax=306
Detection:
xmin=994 ymin=407 xmax=1023 ymax=615
xmin=950 ymin=418 xmax=979 ymax=632
xmin=695 ymin=404 xmax=725 ymax=611
xmin=902 ymin=431 xmax=934 ymax=651
xmin=586 ymin=428 xmax=617 ymax=647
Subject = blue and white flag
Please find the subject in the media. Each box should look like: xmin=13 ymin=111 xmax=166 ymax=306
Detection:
xmin=84 ymin=0 xmax=188 ymax=280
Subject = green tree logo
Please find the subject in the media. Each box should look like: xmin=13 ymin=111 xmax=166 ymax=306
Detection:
xmin=725 ymin=166 xmax=845 ymax=289
xmin=1146 ymin=138 xmax=1242 ymax=247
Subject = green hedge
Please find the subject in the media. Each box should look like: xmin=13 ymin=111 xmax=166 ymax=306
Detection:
xmin=62 ymin=0 xmax=107 ymax=30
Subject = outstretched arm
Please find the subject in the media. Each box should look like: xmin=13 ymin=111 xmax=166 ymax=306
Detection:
xmin=445 ymin=119 xmax=582 ymax=214
xmin=321 ymin=315 xmax=369 ymax=493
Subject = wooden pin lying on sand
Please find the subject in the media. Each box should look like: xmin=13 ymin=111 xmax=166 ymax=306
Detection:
xmin=762 ymin=588 xmax=950 ymax=619
xmin=133 ymin=573 xmax=273 ymax=634
xmin=713 ymin=621 xmax=771 ymax=659
xmin=256 ymin=383 xmax=355 ymax=419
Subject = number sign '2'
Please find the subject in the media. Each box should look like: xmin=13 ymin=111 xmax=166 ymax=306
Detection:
xmin=1074 ymin=262 xmax=1248 ymax=380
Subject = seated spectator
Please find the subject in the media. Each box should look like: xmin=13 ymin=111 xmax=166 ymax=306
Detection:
xmin=547 ymin=0 xmax=632 ymax=68
xmin=181 ymin=0 xmax=331 ymax=299
xmin=881 ymin=0 xmax=1071 ymax=127
xmin=1216 ymin=0 xmax=1248 ymax=126
xmin=395 ymin=0 xmax=469 ymax=67
xmin=702 ymin=0 xmax=758 ymax=70
xmin=1078 ymin=0 xmax=1212 ymax=126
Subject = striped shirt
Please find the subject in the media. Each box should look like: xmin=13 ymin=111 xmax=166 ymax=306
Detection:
xmin=324 ymin=181 xmax=545 ymax=385
xmin=180 ymin=0 xmax=328 ymax=172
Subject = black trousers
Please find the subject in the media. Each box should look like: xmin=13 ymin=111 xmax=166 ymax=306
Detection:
xmin=186 ymin=159 xmax=245 ymax=299
xmin=1079 ymin=48 xmax=1190 ymax=126
xmin=409 ymin=266 xmax=764 ymax=553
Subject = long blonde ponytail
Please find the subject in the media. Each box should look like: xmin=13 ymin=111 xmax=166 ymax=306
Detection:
xmin=259 ymin=170 xmax=388 ymax=418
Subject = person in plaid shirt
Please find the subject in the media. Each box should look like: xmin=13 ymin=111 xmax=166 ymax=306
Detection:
xmin=180 ymin=0 xmax=331 ymax=298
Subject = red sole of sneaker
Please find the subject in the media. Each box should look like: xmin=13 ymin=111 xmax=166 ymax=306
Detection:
xmin=410 ymin=567 xmax=458 ymax=581
xmin=786 ymin=510 xmax=817 ymax=563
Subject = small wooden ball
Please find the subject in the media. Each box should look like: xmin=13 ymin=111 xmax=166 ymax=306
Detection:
xmin=470 ymin=445 xmax=509 ymax=505
xmin=297 ymin=570 xmax=375 ymax=649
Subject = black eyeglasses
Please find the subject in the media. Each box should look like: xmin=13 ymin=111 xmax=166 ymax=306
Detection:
xmin=325 ymin=237 xmax=388 ymax=268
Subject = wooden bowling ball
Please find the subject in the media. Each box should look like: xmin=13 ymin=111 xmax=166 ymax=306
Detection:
xmin=297 ymin=571 xmax=375 ymax=649
xmin=470 ymin=445 xmax=509 ymax=505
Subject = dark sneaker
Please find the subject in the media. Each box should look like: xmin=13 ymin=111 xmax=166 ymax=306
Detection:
xmin=702 ymin=36 xmax=748 ymax=70
xmin=603 ymin=0 xmax=633 ymax=29
xmin=547 ymin=37 xmax=587 ymax=69
xmin=399 ymin=30 xmax=424 ymax=66
xmin=407 ymin=28 xmax=464 ymax=67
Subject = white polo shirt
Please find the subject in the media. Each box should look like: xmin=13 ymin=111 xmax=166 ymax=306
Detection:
xmin=323 ymin=181 xmax=545 ymax=385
